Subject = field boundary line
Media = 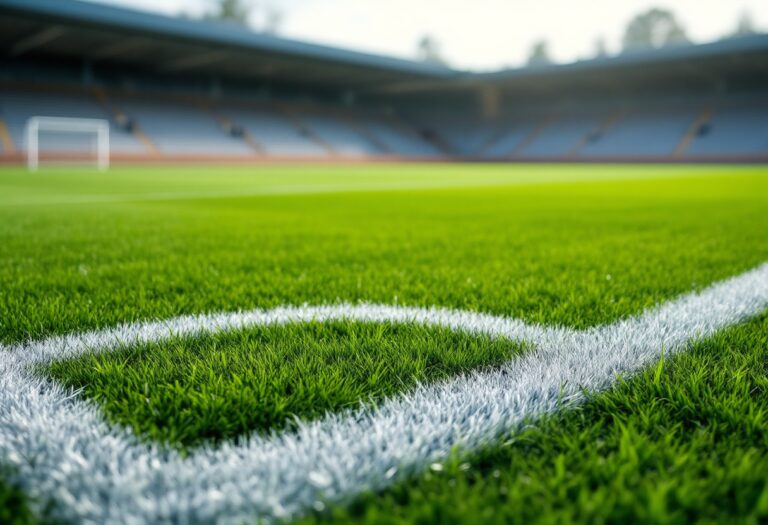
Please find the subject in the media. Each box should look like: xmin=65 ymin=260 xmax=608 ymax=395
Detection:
xmin=1 ymin=263 xmax=767 ymax=523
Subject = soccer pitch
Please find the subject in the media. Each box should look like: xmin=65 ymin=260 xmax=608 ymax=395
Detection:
xmin=1 ymin=164 xmax=768 ymax=524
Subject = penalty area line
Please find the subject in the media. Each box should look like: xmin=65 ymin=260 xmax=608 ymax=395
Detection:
xmin=0 ymin=263 xmax=767 ymax=524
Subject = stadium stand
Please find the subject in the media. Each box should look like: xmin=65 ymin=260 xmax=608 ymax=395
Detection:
xmin=299 ymin=113 xmax=379 ymax=156
xmin=686 ymin=103 xmax=768 ymax=157
xmin=417 ymin=115 xmax=500 ymax=156
xmin=110 ymin=96 xmax=253 ymax=156
xmin=0 ymin=88 xmax=145 ymax=154
xmin=0 ymin=0 xmax=767 ymax=163
xmin=580 ymin=108 xmax=697 ymax=158
xmin=218 ymin=106 xmax=328 ymax=157
xmin=482 ymin=120 xmax=539 ymax=158
xmin=361 ymin=118 xmax=442 ymax=157
xmin=521 ymin=114 xmax=603 ymax=158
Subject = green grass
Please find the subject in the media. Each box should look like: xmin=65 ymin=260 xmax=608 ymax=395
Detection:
xmin=0 ymin=475 xmax=35 ymax=525
xmin=299 ymin=311 xmax=768 ymax=525
xmin=2 ymin=163 xmax=768 ymax=523
xmin=2 ymin=164 xmax=768 ymax=347
xmin=46 ymin=322 xmax=524 ymax=449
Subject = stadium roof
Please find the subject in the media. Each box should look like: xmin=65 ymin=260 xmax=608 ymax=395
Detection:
xmin=1 ymin=0 xmax=768 ymax=96
xmin=0 ymin=0 xmax=456 ymax=90
xmin=381 ymin=34 xmax=768 ymax=96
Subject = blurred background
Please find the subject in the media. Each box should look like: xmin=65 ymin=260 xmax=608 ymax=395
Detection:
xmin=0 ymin=0 xmax=767 ymax=165
xmin=93 ymin=0 xmax=768 ymax=70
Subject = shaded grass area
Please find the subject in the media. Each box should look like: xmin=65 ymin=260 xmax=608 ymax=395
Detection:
xmin=2 ymin=165 xmax=768 ymax=347
xmin=299 ymin=312 xmax=768 ymax=524
xmin=0 ymin=476 xmax=36 ymax=525
xmin=46 ymin=322 xmax=524 ymax=449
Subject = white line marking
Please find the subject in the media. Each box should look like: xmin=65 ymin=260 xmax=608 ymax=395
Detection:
xmin=1 ymin=263 xmax=767 ymax=524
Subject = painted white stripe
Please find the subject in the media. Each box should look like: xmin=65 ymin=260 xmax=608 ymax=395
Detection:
xmin=1 ymin=263 xmax=767 ymax=524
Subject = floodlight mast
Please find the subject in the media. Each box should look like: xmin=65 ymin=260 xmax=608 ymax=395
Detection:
xmin=25 ymin=116 xmax=110 ymax=172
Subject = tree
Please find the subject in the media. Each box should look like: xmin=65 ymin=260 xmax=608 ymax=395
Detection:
xmin=417 ymin=35 xmax=448 ymax=66
xmin=261 ymin=8 xmax=282 ymax=34
xmin=204 ymin=0 xmax=252 ymax=26
xmin=527 ymin=40 xmax=551 ymax=66
xmin=622 ymin=8 xmax=689 ymax=52
xmin=733 ymin=11 xmax=756 ymax=37
xmin=593 ymin=37 xmax=608 ymax=58
xmin=203 ymin=0 xmax=286 ymax=33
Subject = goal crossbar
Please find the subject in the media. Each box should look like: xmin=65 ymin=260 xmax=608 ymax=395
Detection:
xmin=26 ymin=116 xmax=110 ymax=171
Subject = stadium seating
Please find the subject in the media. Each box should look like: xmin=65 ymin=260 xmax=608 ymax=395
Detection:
xmin=520 ymin=115 xmax=603 ymax=158
xmin=0 ymin=90 xmax=145 ymax=154
xmin=580 ymin=108 xmax=697 ymax=158
xmin=111 ymin=97 xmax=253 ymax=156
xmin=1 ymin=0 xmax=767 ymax=165
xmin=358 ymin=117 xmax=441 ymax=157
xmin=299 ymin=114 xmax=380 ymax=156
xmin=415 ymin=115 xmax=499 ymax=156
xmin=2 ymin=86 xmax=768 ymax=162
xmin=219 ymin=107 xmax=328 ymax=157
xmin=482 ymin=120 xmax=538 ymax=158
xmin=686 ymin=105 xmax=768 ymax=157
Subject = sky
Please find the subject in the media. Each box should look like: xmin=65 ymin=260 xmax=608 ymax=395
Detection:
xmin=90 ymin=0 xmax=767 ymax=71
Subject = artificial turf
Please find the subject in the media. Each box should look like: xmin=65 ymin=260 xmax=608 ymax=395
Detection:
xmin=1 ymin=164 xmax=768 ymax=523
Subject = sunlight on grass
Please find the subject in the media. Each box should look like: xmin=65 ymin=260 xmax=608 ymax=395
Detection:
xmin=2 ymin=164 xmax=768 ymax=524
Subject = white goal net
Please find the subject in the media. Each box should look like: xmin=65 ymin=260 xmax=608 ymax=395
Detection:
xmin=25 ymin=116 xmax=110 ymax=171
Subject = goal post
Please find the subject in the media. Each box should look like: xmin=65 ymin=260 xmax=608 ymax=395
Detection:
xmin=26 ymin=116 xmax=110 ymax=171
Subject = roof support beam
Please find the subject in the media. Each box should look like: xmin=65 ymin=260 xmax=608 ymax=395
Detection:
xmin=160 ymin=51 xmax=229 ymax=72
xmin=478 ymin=85 xmax=500 ymax=119
xmin=88 ymin=37 xmax=148 ymax=60
xmin=10 ymin=26 xmax=67 ymax=56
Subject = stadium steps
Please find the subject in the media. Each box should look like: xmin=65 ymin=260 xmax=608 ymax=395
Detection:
xmin=674 ymin=107 xmax=713 ymax=158
xmin=279 ymin=108 xmax=337 ymax=156
xmin=94 ymin=88 xmax=159 ymax=156
xmin=685 ymin=103 xmax=768 ymax=157
xmin=221 ymin=116 xmax=266 ymax=155
xmin=131 ymin=127 xmax=160 ymax=156
xmin=481 ymin=120 xmax=538 ymax=158
xmin=476 ymin=123 xmax=514 ymax=157
xmin=239 ymin=127 xmax=266 ymax=155
xmin=578 ymin=107 xmax=698 ymax=158
xmin=423 ymin=131 xmax=455 ymax=156
xmin=300 ymin=113 xmax=383 ymax=156
xmin=205 ymin=106 xmax=265 ymax=155
xmin=0 ymin=114 xmax=15 ymax=154
xmin=110 ymin=96 xmax=254 ymax=155
xmin=351 ymin=115 xmax=441 ymax=157
xmin=428 ymin=132 xmax=456 ymax=156
xmin=511 ymin=116 xmax=556 ymax=157
xmin=394 ymin=116 xmax=454 ymax=156
xmin=568 ymin=112 xmax=624 ymax=157
xmin=343 ymin=116 xmax=391 ymax=154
